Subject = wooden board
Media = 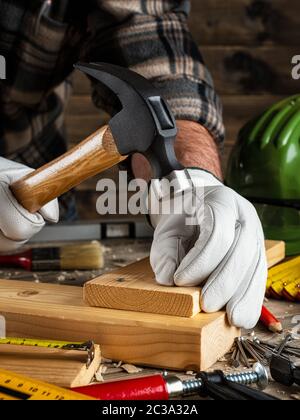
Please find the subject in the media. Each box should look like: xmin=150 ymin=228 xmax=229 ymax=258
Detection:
xmin=0 ymin=280 xmax=239 ymax=371
xmin=266 ymin=240 xmax=286 ymax=269
xmin=189 ymin=0 xmax=300 ymax=46
xmin=84 ymin=241 xmax=285 ymax=317
xmin=0 ymin=344 xmax=101 ymax=388
xmin=84 ymin=259 xmax=201 ymax=318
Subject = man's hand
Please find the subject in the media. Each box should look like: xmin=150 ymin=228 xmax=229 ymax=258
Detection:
xmin=146 ymin=121 xmax=267 ymax=329
xmin=0 ymin=158 xmax=59 ymax=252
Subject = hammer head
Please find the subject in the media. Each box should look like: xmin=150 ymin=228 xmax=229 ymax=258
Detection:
xmin=74 ymin=62 xmax=183 ymax=178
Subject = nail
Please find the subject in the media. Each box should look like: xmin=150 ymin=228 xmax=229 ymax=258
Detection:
xmin=237 ymin=338 xmax=251 ymax=368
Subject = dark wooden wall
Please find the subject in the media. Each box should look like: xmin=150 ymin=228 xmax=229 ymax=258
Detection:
xmin=66 ymin=0 xmax=300 ymax=220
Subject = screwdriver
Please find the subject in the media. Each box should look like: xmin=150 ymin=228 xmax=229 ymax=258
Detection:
xmin=73 ymin=364 xmax=276 ymax=401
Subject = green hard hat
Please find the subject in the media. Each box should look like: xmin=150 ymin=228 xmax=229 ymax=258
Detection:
xmin=226 ymin=95 xmax=300 ymax=256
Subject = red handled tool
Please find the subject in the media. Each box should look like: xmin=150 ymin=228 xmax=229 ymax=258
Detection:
xmin=74 ymin=366 xmax=277 ymax=401
xmin=75 ymin=375 xmax=169 ymax=401
xmin=0 ymin=251 xmax=33 ymax=271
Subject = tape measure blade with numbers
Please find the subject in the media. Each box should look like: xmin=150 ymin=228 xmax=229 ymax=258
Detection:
xmin=0 ymin=337 xmax=96 ymax=368
xmin=0 ymin=369 xmax=94 ymax=400
xmin=0 ymin=337 xmax=82 ymax=349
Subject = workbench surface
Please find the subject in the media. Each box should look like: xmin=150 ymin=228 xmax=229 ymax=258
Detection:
xmin=1 ymin=239 xmax=299 ymax=401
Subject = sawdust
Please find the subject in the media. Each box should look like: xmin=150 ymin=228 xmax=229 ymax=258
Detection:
xmin=105 ymin=367 xmax=124 ymax=375
xmin=95 ymin=365 xmax=108 ymax=382
xmin=121 ymin=364 xmax=143 ymax=374
xmin=101 ymin=357 xmax=113 ymax=364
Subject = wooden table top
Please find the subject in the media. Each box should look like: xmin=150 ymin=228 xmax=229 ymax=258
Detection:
xmin=0 ymin=238 xmax=299 ymax=401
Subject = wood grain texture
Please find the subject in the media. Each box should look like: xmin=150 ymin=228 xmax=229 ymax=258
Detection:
xmin=265 ymin=240 xmax=286 ymax=269
xmin=0 ymin=280 xmax=239 ymax=371
xmin=84 ymin=241 xmax=286 ymax=317
xmin=84 ymin=259 xmax=201 ymax=317
xmin=203 ymin=46 xmax=299 ymax=95
xmin=11 ymin=126 xmax=126 ymax=213
xmin=0 ymin=344 xmax=101 ymax=388
xmin=189 ymin=0 xmax=300 ymax=46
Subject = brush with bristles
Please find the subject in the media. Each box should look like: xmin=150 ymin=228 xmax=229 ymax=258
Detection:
xmin=0 ymin=241 xmax=104 ymax=271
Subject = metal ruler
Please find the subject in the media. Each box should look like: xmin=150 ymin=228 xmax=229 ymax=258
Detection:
xmin=266 ymin=256 xmax=300 ymax=301
xmin=0 ymin=338 xmax=95 ymax=368
xmin=0 ymin=369 xmax=93 ymax=400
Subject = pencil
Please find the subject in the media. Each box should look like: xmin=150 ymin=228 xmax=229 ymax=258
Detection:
xmin=260 ymin=306 xmax=283 ymax=334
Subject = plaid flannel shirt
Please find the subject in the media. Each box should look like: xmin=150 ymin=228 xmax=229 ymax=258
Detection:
xmin=0 ymin=0 xmax=224 ymax=220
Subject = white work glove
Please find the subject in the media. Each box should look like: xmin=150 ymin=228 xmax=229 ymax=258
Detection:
xmin=0 ymin=158 xmax=59 ymax=252
xmin=149 ymin=169 xmax=268 ymax=329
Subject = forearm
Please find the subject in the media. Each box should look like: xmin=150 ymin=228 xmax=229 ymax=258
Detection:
xmin=132 ymin=120 xmax=223 ymax=181
xmin=175 ymin=120 xmax=223 ymax=180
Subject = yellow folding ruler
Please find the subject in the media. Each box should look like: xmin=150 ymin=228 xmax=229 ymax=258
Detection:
xmin=0 ymin=369 xmax=94 ymax=400
xmin=266 ymin=256 xmax=300 ymax=301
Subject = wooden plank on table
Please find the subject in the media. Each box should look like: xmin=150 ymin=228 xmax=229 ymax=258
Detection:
xmin=189 ymin=0 xmax=300 ymax=46
xmin=266 ymin=240 xmax=286 ymax=269
xmin=84 ymin=259 xmax=201 ymax=318
xmin=84 ymin=241 xmax=285 ymax=317
xmin=0 ymin=344 xmax=101 ymax=388
xmin=0 ymin=280 xmax=239 ymax=371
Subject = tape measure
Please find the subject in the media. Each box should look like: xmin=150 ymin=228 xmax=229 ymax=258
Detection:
xmin=0 ymin=369 xmax=94 ymax=400
xmin=0 ymin=337 xmax=87 ymax=349
xmin=266 ymin=256 xmax=300 ymax=301
xmin=0 ymin=338 xmax=95 ymax=367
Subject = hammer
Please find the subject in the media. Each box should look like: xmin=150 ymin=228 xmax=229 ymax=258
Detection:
xmin=10 ymin=63 xmax=183 ymax=213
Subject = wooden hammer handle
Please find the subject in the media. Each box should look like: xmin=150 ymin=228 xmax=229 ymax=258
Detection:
xmin=11 ymin=126 xmax=127 ymax=213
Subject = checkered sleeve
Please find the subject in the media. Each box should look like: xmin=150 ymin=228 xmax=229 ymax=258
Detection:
xmin=85 ymin=0 xmax=224 ymax=144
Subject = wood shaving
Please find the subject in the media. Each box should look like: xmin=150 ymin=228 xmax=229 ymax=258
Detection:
xmin=95 ymin=365 xmax=108 ymax=382
xmin=114 ymin=361 xmax=123 ymax=368
xmin=291 ymin=394 xmax=300 ymax=400
xmin=105 ymin=367 xmax=124 ymax=375
xmin=121 ymin=364 xmax=143 ymax=374
xmin=101 ymin=357 xmax=113 ymax=364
